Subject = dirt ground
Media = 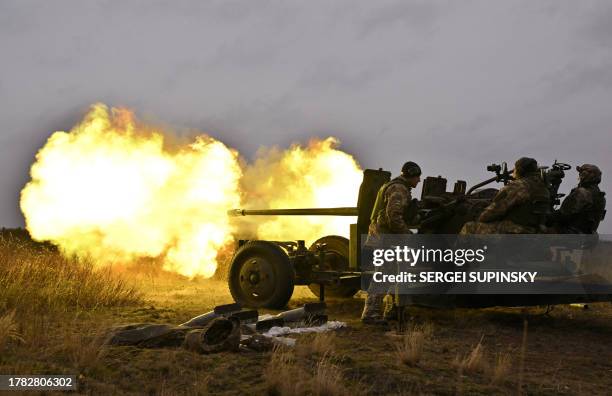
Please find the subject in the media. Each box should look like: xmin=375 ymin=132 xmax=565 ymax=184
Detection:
xmin=3 ymin=273 xmax=611 ymax=395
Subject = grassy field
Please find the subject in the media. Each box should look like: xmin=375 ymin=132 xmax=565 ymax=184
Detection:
xmin=1 ymin=229 xmax=611 ymax=395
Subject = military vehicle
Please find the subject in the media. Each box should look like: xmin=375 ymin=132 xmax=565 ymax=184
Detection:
xmin=227 ymin=162 xmax=611 ymax=310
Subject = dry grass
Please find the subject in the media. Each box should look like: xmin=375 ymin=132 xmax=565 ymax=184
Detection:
xmin=264 ymin=346 xmax=303 ymax=396
xmin=266 ymin=342 xmax=360 ymax=396
xmin=394 ymin=321 xmax=434 ymax=367
xmin=297 ymin=332 xmax=336 ymax=357
xmin=312 ymin=354 xmax=352 ymax=396
xmin=157 ymin=380 xmax=210 ymax=396
xmin=148 ymin=351 xmax=212 ymax=396
xmin=0 ymin=310 xmax=23 ymax=350
xmin=0 ymin=232 xmax=142 ymax=315
xmin=312 ymin=332 xmax=336 ymax=355
xmin=0 ymin=230 xmax=143 ymax=382
xmin=419 ymin=321 xmax=435 ymax=338
xmin=491 ymin=352 xmax=513 ymax=384
xmin=454 ymin=337 xmax=514 ymax=387
xmin=518 ymin=318 xmax=529 ymax=394
xmin=61 ymin=324 xmax=109 ymax=372
xmin=395 ymin=328 xmax=426 ymax=366
xmin=454 ymin=336 xmax=488 ymax=374
xmin=2 ymin=229 xmax=608 ymax=394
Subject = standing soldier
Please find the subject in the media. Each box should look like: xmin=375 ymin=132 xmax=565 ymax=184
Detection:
xmin=552 ymin=164 xmax=606 ymax=234
xmin=461 ymin=157 xmax=550 ymax=234
xmin=361 ymin=161 xmax=421 ymax=324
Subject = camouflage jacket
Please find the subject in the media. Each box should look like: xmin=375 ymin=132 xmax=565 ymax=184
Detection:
xmin=556 ymin=185 xmax=606 ymax=233
xmin=475 ymin=174 xmax=550 ymax=233
xmin=460 ymin=219 xmax=533 ymax=235
xmin=365 ymin=177 xmax=413 ymax=246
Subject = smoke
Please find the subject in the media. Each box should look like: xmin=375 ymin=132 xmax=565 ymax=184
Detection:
xmin=240 ymin=137 xmax=362 ymax=243
xmin=20 ymin=104 xmax=363 ymax=278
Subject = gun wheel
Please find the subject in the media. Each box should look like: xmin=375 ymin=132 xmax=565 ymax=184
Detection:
xmin=308 ymin=235 xmax=359 ymax=299
xmin=228 ymin=241 xmax=295 ymax=309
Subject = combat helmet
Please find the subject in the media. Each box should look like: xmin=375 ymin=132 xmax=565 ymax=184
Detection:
xmin=577 ymin=164 xmax=602 ymax=186
xmin=401 ymin=161 xmax=422 ymax=178
xmin=514 ymin=157 xmax=538 ymax=178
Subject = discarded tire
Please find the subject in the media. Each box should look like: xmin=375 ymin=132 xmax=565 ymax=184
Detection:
xmin=182 ymin=317 xmax=241 ymax=354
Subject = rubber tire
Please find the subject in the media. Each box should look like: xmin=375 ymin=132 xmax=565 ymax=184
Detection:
xmin=228 ymin=241 xmax=295 ymax=309
xmin=308 ymin=235 xmax=359 ymax=299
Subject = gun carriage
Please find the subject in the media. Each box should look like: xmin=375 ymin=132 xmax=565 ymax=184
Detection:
xmin=227 ymin=162 xmax=611 ymax=309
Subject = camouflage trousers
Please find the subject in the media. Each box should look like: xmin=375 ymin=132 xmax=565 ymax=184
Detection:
xmin=460 ymin=220 xmax=535 ymax=235
xmin=361 ymin=291 xmax=384 ymax=322
xmin=361 ymin=288 xmax=406 ymax=323
xmin=361 ymin=246 xmax=382 ymax=322
xmin=361 ymin=245 xmax=411 ymax=323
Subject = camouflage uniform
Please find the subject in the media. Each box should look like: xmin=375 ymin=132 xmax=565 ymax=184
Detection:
xmin=461 ymin=158 xmax=550 ymax=235
xmin=365 ymin=176 xmax=414 ymax=247
xmin=553 ymin=164 xmax=606 ymax=234
xmin=362 ymin=162 xmax=420 ymax=324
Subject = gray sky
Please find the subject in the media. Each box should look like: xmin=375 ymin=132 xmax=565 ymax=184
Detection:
xmin=1 ymin=0 xmax=611 ymax=232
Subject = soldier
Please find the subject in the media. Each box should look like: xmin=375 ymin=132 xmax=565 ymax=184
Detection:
xmin=552 ymin=164 xmax=606 ymax=234
xmin=461 ymin=157 xmax=550 ymax=234
xmin=361 ymin=161 xmax=421 ymax=324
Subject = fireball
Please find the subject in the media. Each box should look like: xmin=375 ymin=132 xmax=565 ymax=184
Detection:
xmin=20 ymin=103 xmax=242 ymax=278
xmin=20 ymin=104 xmax=363 ymax=277
xmin=242 ymin=137 xmax=363 ymax=243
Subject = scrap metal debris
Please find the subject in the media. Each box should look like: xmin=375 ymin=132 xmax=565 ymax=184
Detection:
xmin=105 ymin=302 xmax=345 ymax=354
xmin=183 ymin=317 xmax=241 ymax=353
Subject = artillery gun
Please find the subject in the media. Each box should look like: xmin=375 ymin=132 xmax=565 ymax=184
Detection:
xmin=227 ymin=169 xmax=390 ymax=308
xmin=227 ymin=163 xmax=611 ymax=310
xmin=227 ymin=168 xmax=476 ymax=308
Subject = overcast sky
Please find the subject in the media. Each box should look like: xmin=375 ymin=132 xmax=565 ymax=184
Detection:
xmin=1 ymin=0 xmax=611 ymax=232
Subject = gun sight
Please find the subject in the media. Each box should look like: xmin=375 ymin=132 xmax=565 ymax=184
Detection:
xmin=487 ymin=163 xmax=502 ymax=173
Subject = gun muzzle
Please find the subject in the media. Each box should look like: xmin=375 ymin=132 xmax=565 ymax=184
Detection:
xmin=227 ymin=209 xmax=246 ymax=217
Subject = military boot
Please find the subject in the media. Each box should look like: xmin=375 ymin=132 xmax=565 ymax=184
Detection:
xmin=361 ymin=292 xmax=386 ymax=325
xmin=383 ymin=293 xmax=398 ymax=322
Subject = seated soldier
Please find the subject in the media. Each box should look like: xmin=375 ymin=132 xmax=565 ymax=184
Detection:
xmin=461 ymin=157 xmax=550 ymax=234
xmin=551 ymin=164 xmax=606 ymax=234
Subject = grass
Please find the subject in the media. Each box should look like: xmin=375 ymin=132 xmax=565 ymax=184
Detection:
xmin=1 ymin=229 xmax=611 ymax=394
xmin=454 ymin=336 xmax=487 ymax=374
xmin=419 ymin=321 xmax=435 ymax=338
xmin=297 ymin=332 xmax=336 ymax=357
xmin=310 ymin=332 xmax=336 ymax=355
xmin=491 ymin=352 xmax=513 ymax=384
xmin=453 ymin=335 xmax=515 ymax=386
xmin=59 ymin=320 xmax=110 ymax=372
xmin=395 ymin=329 xmax=426 ymax=366
xmin=394 ymin=322 xmax=434 ymax=367
xmin=0 ymin=311 xmax=22 ymax=351
xmin=264 ymin=346 xmax=302 ymax=396
xmin=312 ymin=354 xmax=353 ymax=396
xmin=0 ymin=231 xmax=142 ymax=315
xmin=265 ymin=341 xmax=363 ymax=396
xmin=0 ymin=229 xmax=143 ymax=389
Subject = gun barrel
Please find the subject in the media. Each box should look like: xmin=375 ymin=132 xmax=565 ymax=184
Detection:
xmin=228 ymin=207 xmax=359 ymax=217
xmin=466 ymin=167 xmax=515 ymax=195
xmin=466 ymin=176 xmax=498 ymax=196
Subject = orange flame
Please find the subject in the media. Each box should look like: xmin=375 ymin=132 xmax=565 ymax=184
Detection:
xmin=20 ymin=104 xmax=363 ymax=277
xmin=241 ymin=137 xmax=362 ymax=244
xmin=21 ymin=104 xmax=242 ymax=278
